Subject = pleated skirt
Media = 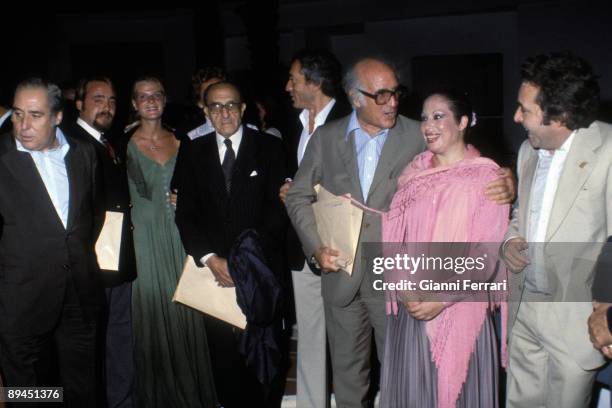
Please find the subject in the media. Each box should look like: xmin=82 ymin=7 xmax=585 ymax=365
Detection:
xmin=380 ymin=306 xmax=499 ymax=408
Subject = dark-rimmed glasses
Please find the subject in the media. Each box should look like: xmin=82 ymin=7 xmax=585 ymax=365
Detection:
xmin=207 ymin=102 xmax=242 ymax=115
xmin=358 ymin=87 xmax=403 ymax=105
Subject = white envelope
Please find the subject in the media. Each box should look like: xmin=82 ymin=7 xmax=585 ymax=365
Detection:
xmin=173 ymin=256 xmax=247 ymax=329
xmin=95 ymin=211 xmax=124 ymax=271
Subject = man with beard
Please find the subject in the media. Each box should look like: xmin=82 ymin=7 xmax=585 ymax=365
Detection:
xmin=63 ymin=76 xmax=136 ymax=408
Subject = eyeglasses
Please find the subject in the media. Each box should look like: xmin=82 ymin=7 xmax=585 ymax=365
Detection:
xmin=358 ymin=87 xmax=404 ymax=105
xmin=207 ymin=102 xmax=242 ymax=115
xmin=135 ymin=92 xmax=165 ymax=103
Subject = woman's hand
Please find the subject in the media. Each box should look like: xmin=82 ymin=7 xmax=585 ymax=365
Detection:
xmin=404 ymin=301 xmax=445 ymax=321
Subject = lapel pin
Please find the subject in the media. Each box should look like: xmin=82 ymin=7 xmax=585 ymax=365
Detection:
xmin=578 ymin=161 xmax=588 ymax=168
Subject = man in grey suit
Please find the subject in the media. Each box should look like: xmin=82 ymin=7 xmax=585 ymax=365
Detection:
xmin=502 ymin=52 xmax=612 ymax=408
xmin=286 ymin=57 xmax=514 ymax=407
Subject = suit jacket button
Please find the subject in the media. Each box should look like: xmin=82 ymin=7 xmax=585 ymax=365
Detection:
xmin=116 ymin=205 xmax=121 ymax=209
xmin=63 ymin=264 xmax=70 ymax=270
xmin=364 ymin=223 xmax=370 ymax=229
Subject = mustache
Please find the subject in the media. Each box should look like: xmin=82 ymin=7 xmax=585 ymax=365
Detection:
xmin=96 ymin=112 xmax=113 ymax=119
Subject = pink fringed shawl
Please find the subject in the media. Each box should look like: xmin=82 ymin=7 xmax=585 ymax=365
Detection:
xmin=382 ymin=145 xmax=509 ymax=408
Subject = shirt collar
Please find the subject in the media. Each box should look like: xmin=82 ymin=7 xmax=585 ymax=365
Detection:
xmin=299 ymin=98 xmax=336 ymax=131
xmin=16 ymin=127 xmax=70 ymax=155
xmin=216 ymin=125 xmax=243 ymax=149
xmin=77 ymin=117 xmax=103 ymax=143
xmin=538 ymin=130 xmax=576 ymax=158
xmin=345 ymin=110 xmax=389 ymax=141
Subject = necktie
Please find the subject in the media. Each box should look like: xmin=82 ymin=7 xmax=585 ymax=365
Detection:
xmin=221 ymin=138 xmax=236 ymax=192
xmin=100 ymin=135 xmax=118 ymax=164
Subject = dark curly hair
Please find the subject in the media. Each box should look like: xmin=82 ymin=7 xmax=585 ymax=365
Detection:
xmin=291 ymin=49 xmax=342 ymax=98
xmin=521 ymin=52 xmax=599 ymax=130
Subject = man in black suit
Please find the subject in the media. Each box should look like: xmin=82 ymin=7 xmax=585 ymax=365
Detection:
xmin=62 ymin=76 xmax=136 ymax=408
xmin=279 ymin=49 xmax=350 ymax=408
xmin=175 ymin=81 xmax=287 ymax=408
xmin=0 ymin=78 xmax=104 ymax=405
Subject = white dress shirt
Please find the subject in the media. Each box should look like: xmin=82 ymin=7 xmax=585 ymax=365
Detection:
xmin=297 ymin=99 xmax=336 ymax=165
xmin=201 ymin=126 xmax=244 ymax=266
xmin=215 ymin=126 xmax=243 ymax=163
xmin=0 ymin=109 xmax=11 ymax=128
xmin=16 ymin=128 xmax=71 ymax=228
xmin=525 ymin=131 xmax=576 ymax=293
xmin=77 ymin=117 xmax=103 ymax=144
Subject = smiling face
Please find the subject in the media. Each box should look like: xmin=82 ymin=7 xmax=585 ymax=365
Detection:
xmin=420 ymin=94 xmax=467 ymax=156
xmin=351 ymin=59 xmax=399 ymax=135
xmin=285 ymin=60 xmax=318 ymax=109
xmin=77 ymin=80 xmax=116 ymax=132
xmin=513 ymin=81 xmax=569 ymax=150
xmin=132 ymin=80 xmax=165 ymax=121
xmin=12 ymin=87 xmax=62 ymax=152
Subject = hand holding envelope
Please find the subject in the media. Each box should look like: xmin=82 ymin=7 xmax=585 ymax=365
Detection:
xmin=312 ymin=184 xmax=364 ymax=275
xmin=173 ymin=256 xmax=246 ymax=329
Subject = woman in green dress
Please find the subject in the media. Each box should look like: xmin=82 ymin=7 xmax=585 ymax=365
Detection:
xmin=126 ymin=76 xmax=218 ymax=407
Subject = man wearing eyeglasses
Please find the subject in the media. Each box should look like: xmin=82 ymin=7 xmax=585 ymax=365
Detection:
xmin=286 ymin=57 xmax=515 ymax=406
xmin=175 ymin=81 xmax=288 ymax=408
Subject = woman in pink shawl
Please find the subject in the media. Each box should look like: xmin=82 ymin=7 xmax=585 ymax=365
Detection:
xmin=379 ymin=91 xmax=509 ymax=408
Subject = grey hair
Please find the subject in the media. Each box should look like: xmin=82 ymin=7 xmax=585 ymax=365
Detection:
xmin=15 ymin=78 xmax=64 ymax=115
xmin=342 ymin=56 xmax=400 ymax=107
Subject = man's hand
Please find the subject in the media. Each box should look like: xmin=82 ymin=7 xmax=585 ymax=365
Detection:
xmin=279 ymin=181 xmax=291 ymax=203
xmin=206 ymin=255 xmax=234 ymax=287
xmin=485 ymin=167 xmax=516 ymax=205
xmin=169 ymin=189 xmax=178 ymax=208
xmin=405 ymin=301 xmax=445 ymax=321
xmin=314 ymin=246 xmax=341 ymax=273
xmin=503 ymin=237 xmax=530 ymax=273
xmin=589 ymin=301 xmax=612 ymax=358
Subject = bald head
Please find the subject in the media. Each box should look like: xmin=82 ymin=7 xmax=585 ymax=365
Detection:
xmin=343 ymin=57 xmax=400 ymax=135
xmin=204 ymin=82 xmax=242 ymax=107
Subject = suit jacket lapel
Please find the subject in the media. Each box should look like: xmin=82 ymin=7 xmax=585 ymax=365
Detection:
xmin=336 ymin=122 xmax=363 ymax=200
xmin=203 ymin=134 xmax=229 ymax=201
xmin=546 ymin=126 xmax=600 ymax=241
xmin=230 ymin=128 xmax=256 ymax=197
xmin=0 ymin=138 xmax=65 ymax=232
xmin=366 ymin=124 xmax=406 ymax=203
xmin=519 ymin=147 xmax=538 ymax=237
xmin=65 ymin=139 xmax=83 ymax=231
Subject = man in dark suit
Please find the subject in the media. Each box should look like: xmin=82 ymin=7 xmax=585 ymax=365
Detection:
xmin=0 ymin=78 xmax=104 ymax=405
xmin=62 ymin=76 xmax=136 ymax=408
xmin=175 ymin=82 xmax=287 ymax=408
xmin=279 ymin=49 xmax=350 ymax=408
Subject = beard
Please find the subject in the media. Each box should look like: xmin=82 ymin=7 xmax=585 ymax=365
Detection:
xmin=93 ymin=112 xmax=114 ymax=132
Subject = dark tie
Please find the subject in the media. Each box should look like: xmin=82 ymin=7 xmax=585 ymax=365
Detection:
xmin=100 ymin=135 xmax=118 ymax=164
xmin=221 ymin=138 xmax=236 ymax=192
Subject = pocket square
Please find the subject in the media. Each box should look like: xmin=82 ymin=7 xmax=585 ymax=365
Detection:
xmin=249 ymin=170 xmax=258 ymax=177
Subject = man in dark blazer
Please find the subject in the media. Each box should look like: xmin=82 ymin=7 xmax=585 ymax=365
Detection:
xmin=62 ymin=76 xmax=136 ymax=408
xmin=279 ymin=49 xmax=350 ymax=408
xmin=0 ymin=78 xmax=104 ymax=405
xmin=175 ymin=81 xmax=287 ymax=408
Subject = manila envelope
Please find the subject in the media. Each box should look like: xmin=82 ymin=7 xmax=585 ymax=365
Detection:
xmin=173 ymin=256 xmax=247 ymax=329
xmin=312 ymin=184 xmax=364 ymax=275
